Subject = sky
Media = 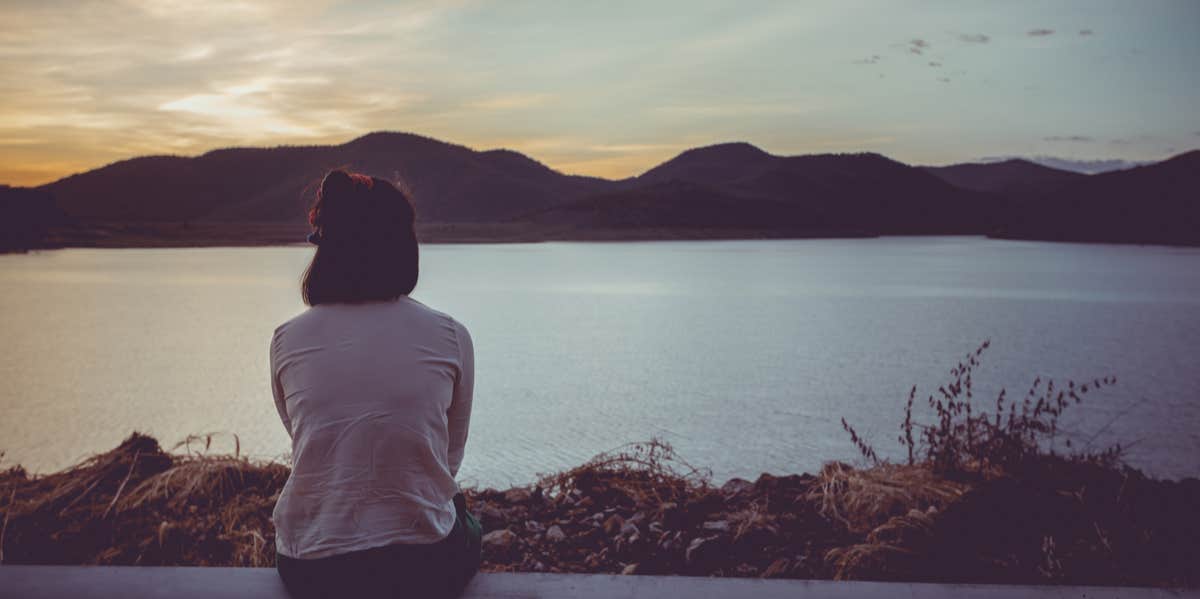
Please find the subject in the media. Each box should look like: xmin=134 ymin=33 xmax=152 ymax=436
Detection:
xmin=1 ymin=0 xmax=1198 ymax=186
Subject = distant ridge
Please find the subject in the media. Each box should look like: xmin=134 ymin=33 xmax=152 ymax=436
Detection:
xmin=921 ymin=159 xmax=1083 ymax=197
xmin=976 ymin=155 xmax=1154 ymax=175
xmin=996 ymin=150 xmax=1200 ymax=245
xmin=40 ymin=132 xmax=609 ymax=224
xmin=2 ymin=133 xmax=1196 ymax=248
xmin=533 ymin=144 xmax=991 ymax=235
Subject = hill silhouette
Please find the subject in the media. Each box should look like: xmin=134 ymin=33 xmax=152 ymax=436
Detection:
xmin=532 ymin=144 xmax=991 ymax=235
xmin=6 ymin=132 xmax=1197 ymax=247
xmin=921 ymin=159 xmax=1083 ymax=198
xmin=40 ymin=132 xmax=609 ymax=224
xmin=996 ymin=150 xmax=1200 ymax=245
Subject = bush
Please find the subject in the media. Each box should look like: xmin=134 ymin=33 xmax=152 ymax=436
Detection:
xmin=843 ymin=340 xmax=1119 ymax=476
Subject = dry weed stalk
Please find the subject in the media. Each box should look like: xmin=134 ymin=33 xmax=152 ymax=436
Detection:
xmin=843 ymin=340 xmax=1121 ymax=477
xmin=537 ymin=439 xmax=711 ymax=505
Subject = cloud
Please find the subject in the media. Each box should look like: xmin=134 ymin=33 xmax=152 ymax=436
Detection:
xmin=1043 ymin=135 xmax=1094 ymax=143
xmin=907 ymin=39 xmax=930 ymax=55
xmin=653 ymin=101 xmax=821 ymax=117
xmin=979 ymin=155 xmax=1152 ymax=174
xmin=852 ymin=55 xmax=881 ymax=65
xmin=1027 ymin=29 xmax=1055 ymax=37
xmin=463 ymin=94 xmax=553 ymax=111
xmin=1079 ymin=29 xmax=1094 ymax=36
xmin=958 ymin=33 xmax=990 ymax=44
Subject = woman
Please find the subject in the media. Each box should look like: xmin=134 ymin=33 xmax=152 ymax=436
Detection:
xmin=269 ymin=170 xmax=481 ymax=599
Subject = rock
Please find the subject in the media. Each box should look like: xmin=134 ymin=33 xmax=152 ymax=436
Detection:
xmin=702 ymin=520 xmax=731 ymax=532
xmin=481 ymin=529 xmax=517 ymax=550
xmin=733 ymin=563 xmax=759 ymax=576
xmin=648 ymin=521 xmax=664 ymax=534
xmin=504 ymin=488 xmax=532 ymax=504
xmin=628 ymin=511 xmax=647 ymax=524
xmin=621 ymin=563 xmax=639 ymax=575
xmin=620 ymin=521 xmax=640 ymax=537
xmin=544 ymin=525 xmax=567 ymax=543
xmin=603 ymin=514 xmax=625 ymax=535
xmin=685 ymin=536 xmax=712 ymax=564
xmin=577 ymin=496 xmax=594 ymax=509
xmin=721 ymin=478 xmax=755 ymax=497
xmin=523 ymin=520 xmax=545 ymax=533
xmin=477 ymin=504 xmax=505 ymax=527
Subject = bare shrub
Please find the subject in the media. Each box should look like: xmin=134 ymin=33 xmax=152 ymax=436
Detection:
xmin=843 ymin=340 xmax=1119 ymax=476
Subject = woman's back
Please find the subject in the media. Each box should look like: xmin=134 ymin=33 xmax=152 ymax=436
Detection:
xmin=270 ymin=297 xmax=474 ymax=560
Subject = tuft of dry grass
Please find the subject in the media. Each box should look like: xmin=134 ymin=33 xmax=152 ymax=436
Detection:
xmin=535 ymin=439 xmax=712 ymax=507
xmin=807 ymin=461 xmax=965 ymax=535
xmin=0 ymin=432 xmax=286 ymax=567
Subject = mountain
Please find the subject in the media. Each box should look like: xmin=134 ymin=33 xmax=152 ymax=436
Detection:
xmin=997 ymin=150 xmax=1200 ymax=245
xmin=922 ymin=159 xmax=1083 ymax=198
xmin=39 ymin=132 xmax=610 ymax=224
xmin=975 ymin=156 xmax=1153 ymax=175
xmin=13 ymin=133 xmax=1199 ymax=246
xmin=532 ymin=144 xmax=991 ymax=235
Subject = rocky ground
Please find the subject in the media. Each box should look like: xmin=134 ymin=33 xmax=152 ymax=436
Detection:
xmin=1 ymin=434 xmax=1197 ymax=587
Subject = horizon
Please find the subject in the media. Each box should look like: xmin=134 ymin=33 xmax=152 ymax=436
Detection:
xmin=3 ymin=1 xmax=1199 ymax=186
xmin=8 ymin=129 xmax=1196 ymax=188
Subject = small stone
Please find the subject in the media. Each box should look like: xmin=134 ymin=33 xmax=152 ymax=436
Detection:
xmin=621 ymin=563 xmax=639 ymax=575
xmin=685 ymin=536 xmax=711 ymax=564
xmin=648 ymin=521 xmax=664 ymax=534
xmin=702 ymin=520 xmax=731 ymax=532
xmin=577 ymin=496 xmax=594 ymax=508
xmin=603 ymin=514 xmax=625 ymax=535
xmin=504 ymin=488 xmax=532 ymax=504
xmin=481 ymin=529 xmax=517 ymax=550
xmin=628 ymin=511 xmax=647 ymax=524
xmin=545 ymin=525 xmax=567 ymax=543
xmin=721 ymin=478 xmax=755 ymax=496
xmin=620 ymin=521 xmax=640 ymax=537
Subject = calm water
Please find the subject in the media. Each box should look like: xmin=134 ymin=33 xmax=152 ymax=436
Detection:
xmin=1 ymin=238 xmax=1198 ymax=486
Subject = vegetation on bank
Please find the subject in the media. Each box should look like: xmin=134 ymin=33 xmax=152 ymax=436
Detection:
xmin=1 ymin=343 xmax=1196 ymax=587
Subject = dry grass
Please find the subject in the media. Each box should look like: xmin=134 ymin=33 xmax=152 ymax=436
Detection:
xmin=535 ymin=439 xmax=713 ymax=506
xmin=808 ymin=461 xmax=965 ymax=535
xmin=0 ymin=433 xmax=286 ymax=566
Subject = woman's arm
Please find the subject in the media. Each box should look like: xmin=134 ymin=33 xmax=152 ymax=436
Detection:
xmin=447 ymin=320 xmax=475 ymax=478
xmin=270 ymin=328 xmax=293 ymax=439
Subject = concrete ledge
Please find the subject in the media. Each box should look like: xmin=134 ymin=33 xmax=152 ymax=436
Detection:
xmin=0 ymin=566 xmax=1193 ymax=599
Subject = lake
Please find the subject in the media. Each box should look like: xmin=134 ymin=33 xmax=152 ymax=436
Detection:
xmin=1 ymin=237 xmax=1198 ymax=486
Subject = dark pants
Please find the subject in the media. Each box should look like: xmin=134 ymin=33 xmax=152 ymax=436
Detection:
xmin=276 ymin=493 xmax=482 ymax=599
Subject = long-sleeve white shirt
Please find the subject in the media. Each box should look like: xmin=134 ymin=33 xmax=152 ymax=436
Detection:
xmin=269 ymin=296 xmax=474 ymax=559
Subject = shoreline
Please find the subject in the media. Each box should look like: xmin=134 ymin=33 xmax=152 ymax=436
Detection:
xmin=1 ymin=433 xmax=1196 ymax=586
xmin=4 ymin=222 xmax=1197 ymax=252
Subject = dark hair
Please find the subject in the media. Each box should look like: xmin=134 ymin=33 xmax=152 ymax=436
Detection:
xmin=301 ymin=170 xmax=418 ymax=305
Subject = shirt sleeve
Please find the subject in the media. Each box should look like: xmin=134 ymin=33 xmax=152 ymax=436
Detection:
xmin=447 ymin=319 xmax=475 ymax=478
xmin=270 ymin=328 xmax=293 ymax=439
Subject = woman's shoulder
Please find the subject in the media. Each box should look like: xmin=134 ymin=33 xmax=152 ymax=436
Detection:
xmin=402 ymin=297 xmax=470 ymax=336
